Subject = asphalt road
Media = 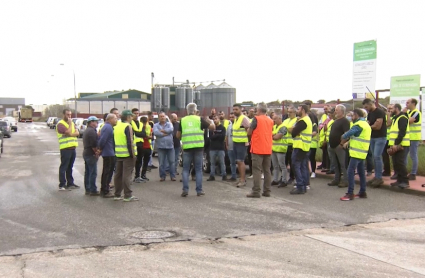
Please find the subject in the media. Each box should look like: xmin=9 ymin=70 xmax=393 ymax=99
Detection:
xmin=1 ymin=122 xmax=425 ymax=257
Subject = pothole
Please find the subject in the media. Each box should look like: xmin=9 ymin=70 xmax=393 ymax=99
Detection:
xmin=130 ymin=230 xmax=176 ymax=239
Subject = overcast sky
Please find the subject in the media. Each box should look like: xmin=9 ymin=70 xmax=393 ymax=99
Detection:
xmin=0 ymin=0 xmax=424 ymax=105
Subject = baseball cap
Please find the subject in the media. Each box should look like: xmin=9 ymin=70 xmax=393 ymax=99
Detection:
xmin=121 ymin=110 xmax=134 ymax=118
xmin=87 ymin=116 xmax=99 ymax=122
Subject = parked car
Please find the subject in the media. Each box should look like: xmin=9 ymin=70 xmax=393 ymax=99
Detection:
xmin=47 ymin=117 xmax=55 ymax=127
xmin=0 ymin=130 xmax=3 ymax=158
xmin=48 ymin=117 xmax=58 ymax=129
xmin=52 ymin=118 xmax=61 ymax=129
xmin=96 ymin=119 xmax=104 ymax=133
xmin=0 ymin=121 xmax=12 ymax=138
xmin=1 ymin=117 xmax=18 ymax=132
xmin=72 ymin=118 xmax=83 ymax=125
xmin=75 ymin=119 xmax=88 ymax=138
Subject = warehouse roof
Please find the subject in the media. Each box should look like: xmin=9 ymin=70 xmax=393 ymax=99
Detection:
xmin=0 ymin=97 xmax=25 ymax=105
xmin=80 ymin=89 xmax=149 ymax=99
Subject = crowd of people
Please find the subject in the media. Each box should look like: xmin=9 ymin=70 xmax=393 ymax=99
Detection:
xmin=55 ymin=97 xmax=421 ymax=201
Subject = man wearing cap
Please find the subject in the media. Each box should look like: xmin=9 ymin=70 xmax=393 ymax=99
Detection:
xmin=114 ymin=110 xmax=139 ymax=202
xmin=83 ymin=116 xmax=101 ymax=196
xmin=98 ymin=113 xmax=117 ymax=198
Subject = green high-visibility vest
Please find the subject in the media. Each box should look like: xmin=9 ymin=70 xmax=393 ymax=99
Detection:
xmin=114 ymin=122 xmax=137 ymax=157
xmin=388 ymin=115 xmax=410 ymax=147
xmin=222 ymin=119 xmax=230 ymax=130
xmin=131 ymin=120 xmax=143 ymax=143
xmin=408 ymin=109 xmax=421 ymax=141
xmin=232 ymin=115 xmax=248 ymax=143
xmin=56 ymin=120 xmax=78 ymax=149
xmin=311 ymin=123 xmax=318 ymax=149
xmin=325 ymin=119 xmax=334 ymax=142
xmin=282 ymin=117 xmax=297 ymax=145
xmin=181 ymin=115 xmax=204 ymax=150
xmin=293 ymin=116 xmax=312 ymax=152
xmin=349 ymin=120 xmax=371 ymax=160
xmin=272 ymin=122 xmax=288 ymax=153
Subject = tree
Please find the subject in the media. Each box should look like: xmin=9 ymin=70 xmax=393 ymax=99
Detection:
xmin=317 ymin=99 xmax=326 ymax=104
xmin=44 ymin=104 xmax=75 ymax=118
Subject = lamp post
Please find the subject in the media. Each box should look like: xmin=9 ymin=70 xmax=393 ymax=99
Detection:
xmin=60 ymin=64 xmax=77 ymax=118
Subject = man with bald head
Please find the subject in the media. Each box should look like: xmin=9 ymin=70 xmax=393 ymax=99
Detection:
xmin=171 ymin=113 xmax=181 ymax=175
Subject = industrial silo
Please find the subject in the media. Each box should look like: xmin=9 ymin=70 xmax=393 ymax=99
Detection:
xmin=175 ymin=87 xmax=186 ymax=109
xmin=151 ymin=87 xmax=162 ymax=111
xmin=200 ymin=83 xmax=217 ymax=116
xmin=213 ymin=82 xmax=236 ymax=116
xmin=185 ymin=87 xmax=193 ymax=105
xmin=161 ymin=87 xmax=170 ymax=113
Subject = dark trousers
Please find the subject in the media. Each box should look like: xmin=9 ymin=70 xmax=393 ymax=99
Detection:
xmin=114 ymin=157 xmax=136 ymax=198
xmin=321 ymin=143 xmax=330 ymax=169
xmin=135 ymin=146 xmax=152 ymax=178
xmin=141 ymin=148 xmax=152 ymax=177
xmin=382 ymin=140 xmax=391 ymax=174
xmin=292 ymin=148 xmax=309 ymax=190
xmin=366 ymin=148 xmax=374 ymax=172
xmin=286 ymin=145 xmax=295 ymax=179
xmin=247 ymin=146 xmax=252 ymax=175
xmin=101 ymin=156 xmax=116 ymax=194
xmin=59 ymin=149 xmax=76 ymax=187
xmin=309 ymin=148 xmax=317 ymax=173
xmin=394 ymin=147 xmax=409 ymax=184
xmin=84 ymin=155 xmax=98 ymax=193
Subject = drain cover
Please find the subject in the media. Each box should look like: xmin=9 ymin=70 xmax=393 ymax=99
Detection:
xmin=131 ymin=230 xmax=175 ymax=239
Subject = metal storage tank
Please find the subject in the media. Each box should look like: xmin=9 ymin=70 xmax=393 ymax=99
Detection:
xmin=175 ymin=87 xmax=186 ymax=109
xmin=212 ymin=82 xmax=236 ymax=111
xmin=161 ymin=87 xmax=170 ymax=110
xmin=151 ymin=87 xmax=162 ymax=110
xmin=185 ymin=87 xmax=193 ymax=104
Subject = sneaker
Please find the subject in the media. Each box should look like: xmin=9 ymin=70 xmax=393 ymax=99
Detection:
xmin=382 ymin=172 xmax=391 ymax=177
xmin=290 ymin=188 xmax=305 ymax=195
xmin=207 ymin=176 xmax=215 ymax=181
xmin=326 ymin=170 xmax=335 ymax=175
xmin=59 ymin=187 xmax=71 ymax=191
xmin=338 ymin=181 xmax=348 ymax=188
xmin=293 ymin=185 xmax=297 ymax=189
xmin=236 ymin=181 xmax=246 ymax=188
xmin=310 ymin=172 xmax=316 ymax=178
xmin=371 ymin=178 xmax=384 ymax=188
xmin=390 ymin=181 xmax=400 ymax=187
xmin=229 ymin=177 xmax=237 ymax=182
xmin=317 ymin=165 xmax=323 ymax=170
xmin=141 ymin=175 xmax=149 ymax=181
xmin=354 ymin=192 xmax=367 ymax=199
xmin=90 ymin=191 xmax=100 ymax=196
xmin=150 ymin=165 xmax=158 ymax=169
xmin=133 ymin=177 xmax=144 ymax=183
xmin=278 ymin=181 xmax=287 ymax=188
xmin=271 ymin=181 xmax=279 ymax=186
xmin=408 ymin=174 xmax=416 ymax=181
xmin=222 ymin=176 xmax=227 ymax=181
xmin=306 ymin=185 xmax=311 ymax=190
xmin=366 ymin=172 xmax=373 ymax=177
xmin=247 ymin=175 xmax=253 ymax=179
xmin=181 ymin=191 xmax=188 ymax=197
xmin=246 ymin=192 xmax=261 ymax=198
xmin=171 ymin=177 xmax=177 ymax=181
xmin=262 ymin=192 xmax=271 ymax=197
xmin=287 ymin=178 xmax=294 ymax=184
xmin=197 ymin=191 xmax=205 ymax=197
xmin=321 ymin=169 xmax=328 ymax=173
xmin=398 ymin=183 xmax=410 ymax=189
xmin=390 ymin=174 xmax=397 ymax=180
xmin=340 ymin=193 xmax=354 ymax=201
xmin=160 ymin=178 xmax=165 ymax=182
xmin=101 ymin=192 xmax=115 ymax=198
xmin=367 ymin=178 xmax=376 ymax=186
xmin=114 ymin=196 xmax=124 ymax=201
xmin=328 ymin=180 xmax=339 ymax=186
xmin=68 ymin=184 xmax=80 ymax=189
xmin=123 ymin=196 xmax=139 ymax=202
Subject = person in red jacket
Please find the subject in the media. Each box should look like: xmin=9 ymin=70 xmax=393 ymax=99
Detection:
xmin=246 ymin=103 xmax=274 ymax=198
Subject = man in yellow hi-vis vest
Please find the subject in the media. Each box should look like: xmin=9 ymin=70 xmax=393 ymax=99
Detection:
xmin=113 ymin=110 xmax=138 ymax=202
xmin=57 ymin=108 xmax=80 ymax=191
xmin=405 ymin=98 xmax=422 ymax=180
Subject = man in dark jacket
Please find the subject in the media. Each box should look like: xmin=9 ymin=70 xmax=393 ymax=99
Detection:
xmin=98 ymin=113 xmax=117 ymax=198
xmin=207 ymin=115 xmax=227 ymax=181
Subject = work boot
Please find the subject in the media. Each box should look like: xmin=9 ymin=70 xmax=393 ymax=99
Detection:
xmin=197 ymin=191 xmax=205 ymax=197
xmin=367 ymin=178 xmax=376 ymax=186
xmin=246 ymin=192 xmax=261 ymax=198
xmin=327 ymin=180 xmax=339 ymax=186
xmin=354 ymin=192 xmax=367 ymax=199
xmin=371 ymin=178 xmax=384 ymax=188
xmin=390 ymin=181 xmax=400 ymax=187
xmin=390 ymin=174 xmax=397 ymax=180
xmin=278 ymin=181 xmax=287 ymax=188
xmin=338 ymin=181 xmax=349 ymax=188
xmin=101 ymin=192 xmax=114 ymax=198
xmin=408 ymin=174 xmax=416 ymax=181
xmin=398 ymin=183 xmax=410 ymax=189
xmin=222 ymin=176 xmax=227 ymax=181
xmin=262 ymin=192 xmax=271 ymax=197
xmin=271 ymin=181 xmax=279 ymax=186
xmin=207 ymin=176 xmax=215 ymax=181
xmin=290 ymin=188 xmax=305 ymax=195
xmin=181 ymin=191 xmax=188 ymax=197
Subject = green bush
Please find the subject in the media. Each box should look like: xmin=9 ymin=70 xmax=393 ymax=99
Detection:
xmin=315 ymin=144 xmax=425 ymax=176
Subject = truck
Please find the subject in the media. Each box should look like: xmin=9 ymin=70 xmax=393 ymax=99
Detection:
xmin=19 ymin=108 xmax=33 ymax=122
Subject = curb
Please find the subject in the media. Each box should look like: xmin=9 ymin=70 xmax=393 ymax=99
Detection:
xmin=316 ymin=173 xmax=425 ymax=197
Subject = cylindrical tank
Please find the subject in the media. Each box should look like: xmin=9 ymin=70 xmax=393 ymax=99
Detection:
xmin=161 ymin=87 xmax=170 ymax=109
xmin=151 ymin=87 xmax=162 ymax=110
xmin=185 ymin=87 xmax=193 ymax=105
xmin=212 ymin=87 xmax=236 ymax=109
xmin=175 ymin=87 xmax=186 ymax=109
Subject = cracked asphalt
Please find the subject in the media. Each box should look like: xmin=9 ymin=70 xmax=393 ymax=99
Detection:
xmin=1 ymin=122 xmax=425 ymax=277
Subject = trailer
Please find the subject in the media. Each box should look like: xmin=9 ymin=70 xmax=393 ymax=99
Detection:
xmin=19 ymin=108 xmax=33 ymax=122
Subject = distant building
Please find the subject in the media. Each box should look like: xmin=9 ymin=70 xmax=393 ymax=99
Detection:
xmin=66 ymin=89 xmax=151 ymax=118
xmin=0 ymin=98 xmax=25 ymax=117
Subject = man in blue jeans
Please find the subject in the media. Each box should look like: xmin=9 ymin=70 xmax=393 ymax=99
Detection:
xmin=406 ymin=98 xmax=422 ymax=180
xmin=226 ymin=113 xmax=237 ymax=181
xmin=177 ymin=103 xmax=215 ymax=197
xmin=340 ymin=109 xmax=371 ymax=201
xmin=153 ymin=112 xmax=176 ymax=181
xmin=207 ymin=115 xmax=227 ymax=181
xmin=363 ymin=98 xmax=387 ymax=188
xmin=83 ymin=116 xmax=100 ymax=196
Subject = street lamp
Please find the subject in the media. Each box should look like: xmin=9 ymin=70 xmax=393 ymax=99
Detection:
xmin=60 ymin=64 xmax=77 ymax=118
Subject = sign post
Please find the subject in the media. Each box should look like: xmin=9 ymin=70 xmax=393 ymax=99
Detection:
xmin=352 ymin=40 xmax=377 ymax=100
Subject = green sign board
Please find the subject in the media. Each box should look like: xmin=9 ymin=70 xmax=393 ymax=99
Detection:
xmin=390 ymin=75 xmax=421 ymax=97
xmin=353 ymin=40 xmax=377 ymax=61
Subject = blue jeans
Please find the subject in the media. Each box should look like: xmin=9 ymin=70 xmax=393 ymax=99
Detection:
xmin=174 ymin=146 xmax=181 ymax=173
xmin=292 ymin=148 xmax=309 ymax=190
xmin=347 ymin=157 xmax=366 ymax=195
xmin=148 ymin=140 xmax=155 ymax=166
xmin=84 ymin=155 xmax=98 ymax=193
xmin=406 ymin=140 xmax=419 ymax=175
xmin=59 ymin=149 xmax=76 ymax=187
xmin=210 ymin=150 xmax=226 ymax=178
xmin=370 ymin=137 xmax=386 ymax=179
xmin=182 ymin=149 xmax=203 ymax=193
xmin=227 ymin=149 xmax=237 ymax=179
xmin=158 ymin=148 xmax=175 ymax=179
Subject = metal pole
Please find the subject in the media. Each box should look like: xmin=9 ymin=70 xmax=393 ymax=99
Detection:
xmin=73 ymin=70 xmax=77 ymax=118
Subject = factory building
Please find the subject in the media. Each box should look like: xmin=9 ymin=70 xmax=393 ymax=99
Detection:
xmin=0 ymin=98 xmax=25 ymax=117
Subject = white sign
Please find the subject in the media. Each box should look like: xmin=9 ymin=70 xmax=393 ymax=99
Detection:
xmin=352 ymin=40 xmax=377 ymax=100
